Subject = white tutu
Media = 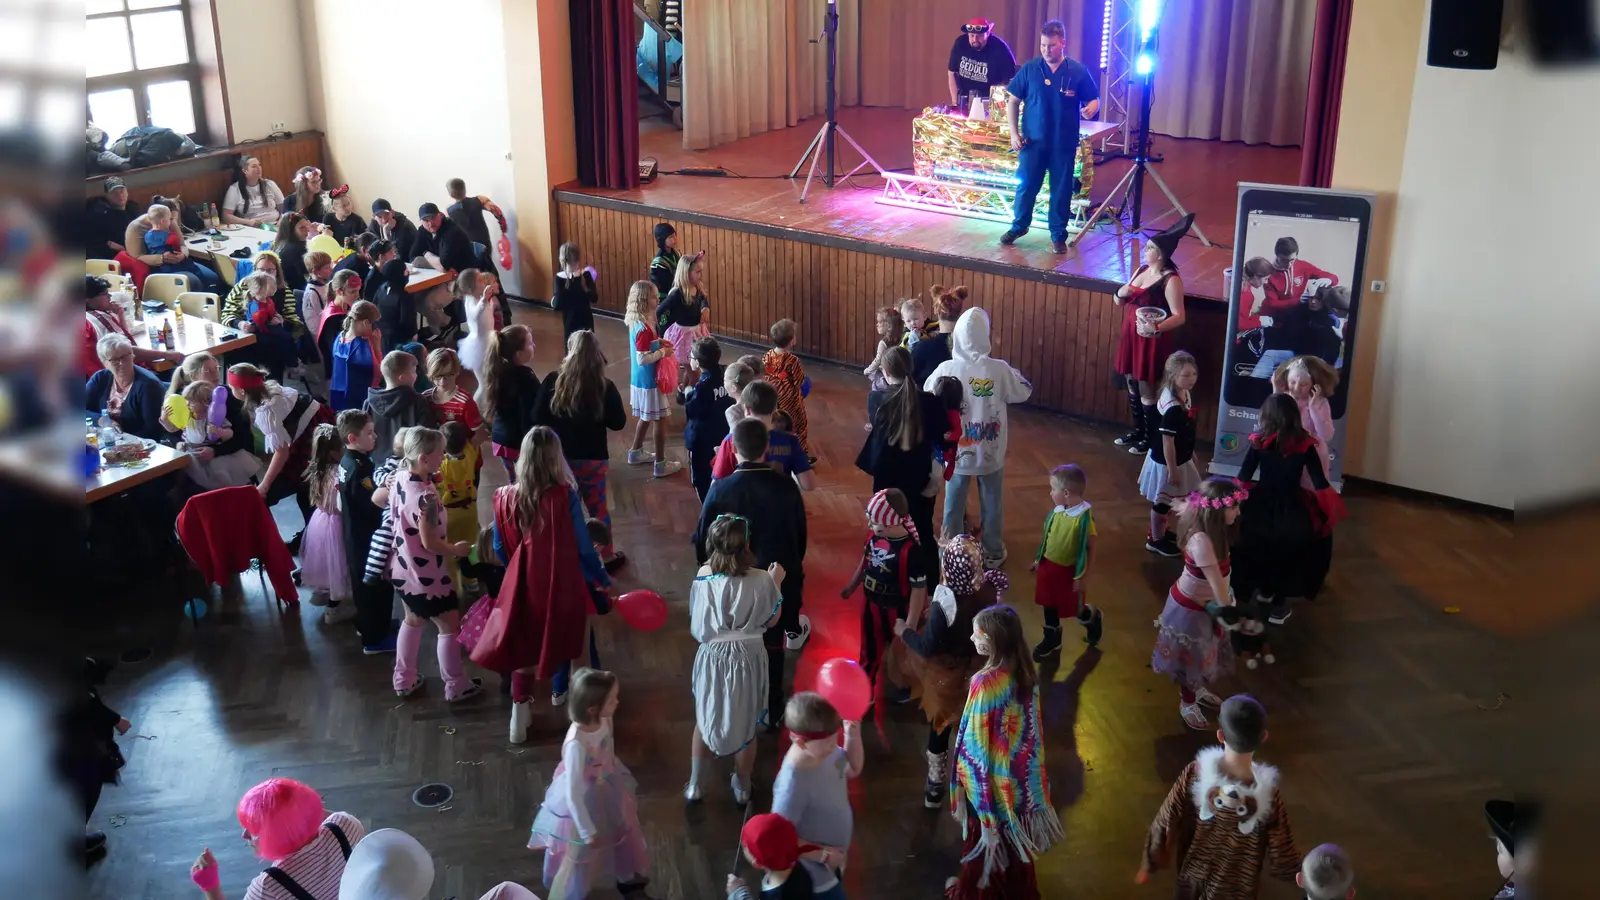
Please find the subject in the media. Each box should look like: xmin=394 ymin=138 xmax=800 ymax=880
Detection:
xmin=1138 ymin=455 xmax=1200 ymax=505
xmin=457 ymin=294 xmax=494 ymax=377
xmin=630 ymin=385 xmax=668 ymax=422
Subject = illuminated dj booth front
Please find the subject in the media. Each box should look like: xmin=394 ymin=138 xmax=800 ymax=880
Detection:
xmin=877 ymin=86 xmax=1120 ymax=234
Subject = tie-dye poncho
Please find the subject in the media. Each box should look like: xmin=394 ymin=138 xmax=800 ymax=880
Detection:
xmin=949 ymin=667 xmax=1063 ymax=886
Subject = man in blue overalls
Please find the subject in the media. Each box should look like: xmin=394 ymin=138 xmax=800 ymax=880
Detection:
xmin=1002 ymin=19 xmax=1100 ymax=254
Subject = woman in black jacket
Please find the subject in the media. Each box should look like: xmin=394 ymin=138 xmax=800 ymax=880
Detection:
xmin=372 ymin=258 xmax=416 ymax=351
xmin=271 ymin=211 xmax=314 ymax=291
xmin=857 ymin=346 xmax=945 ymax=579
xmin=533 ymin=330 xmax=628 ymax=564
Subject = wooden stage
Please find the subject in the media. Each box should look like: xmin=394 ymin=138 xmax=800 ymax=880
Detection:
xmin=557 ymin=107 xmax=1301 ymax=438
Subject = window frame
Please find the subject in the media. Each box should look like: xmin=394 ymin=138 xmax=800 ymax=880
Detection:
xmin=85 ymin=0 xmax=211 ymax=143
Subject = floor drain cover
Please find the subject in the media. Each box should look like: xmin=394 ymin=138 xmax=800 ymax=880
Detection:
xmin=119 ymin=647 xmax=153 ymax=664
xmin=412 ymin=783 xmax=453 ymax=808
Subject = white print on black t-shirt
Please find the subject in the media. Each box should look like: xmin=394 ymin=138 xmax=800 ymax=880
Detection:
xmin=959 ymin=56 xmax=989 ymax=83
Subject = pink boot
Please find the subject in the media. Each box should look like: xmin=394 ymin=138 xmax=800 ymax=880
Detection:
xmin=393 ymin=621 xmax=424 ymax=696
xmin=437 ymin=633 xmax=482 ymax=702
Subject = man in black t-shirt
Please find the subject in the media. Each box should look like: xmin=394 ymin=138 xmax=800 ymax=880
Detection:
xmin=947 ymin=18 xmax=1018 ymax=109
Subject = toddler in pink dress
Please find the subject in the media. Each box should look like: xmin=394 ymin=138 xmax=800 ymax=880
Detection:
xmin=529 ymin=668 xmax=654 ymax=899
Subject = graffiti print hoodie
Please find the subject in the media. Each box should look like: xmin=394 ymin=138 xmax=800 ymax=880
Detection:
xmin=922 ymin=307 xmax=1032 ymax=476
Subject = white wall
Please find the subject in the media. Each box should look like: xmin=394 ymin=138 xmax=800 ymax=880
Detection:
xmin=298 ymin=0 xmax=523 ymax=295
xmin=214 ymin=0 xmax=313 ymax=140
xmin=1355 ymin=23 xmax=1598 ymax=510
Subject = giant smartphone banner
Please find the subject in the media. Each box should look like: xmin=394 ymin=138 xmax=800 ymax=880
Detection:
xmin=1209 ymin=184 xmax=1375 ymax=487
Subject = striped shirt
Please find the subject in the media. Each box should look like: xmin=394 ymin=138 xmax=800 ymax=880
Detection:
xmin=243 ymin=812 xmax=364 ymax=900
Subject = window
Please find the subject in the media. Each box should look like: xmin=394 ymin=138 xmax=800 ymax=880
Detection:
xmin=85 ymin=0 xmax=207 ymax=143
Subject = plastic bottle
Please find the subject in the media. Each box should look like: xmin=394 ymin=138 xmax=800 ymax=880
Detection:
xmin=98 ymin=409 xmax=120 ymax=449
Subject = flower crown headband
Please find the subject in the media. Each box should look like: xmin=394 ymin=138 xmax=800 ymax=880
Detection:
xmin=1187 ymin=480 xmax=1249 ymax=510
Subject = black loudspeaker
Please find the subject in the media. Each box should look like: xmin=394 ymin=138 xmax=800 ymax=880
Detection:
xmin=1426 ymin=0 xmax=1504 ymax=69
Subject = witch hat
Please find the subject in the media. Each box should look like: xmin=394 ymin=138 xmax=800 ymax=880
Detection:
xmin=1148 ymin=212 xmax=1196 ymax=261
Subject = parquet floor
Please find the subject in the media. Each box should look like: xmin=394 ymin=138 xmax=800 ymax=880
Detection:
xmin=75 ymin=307 xmax=1567 ymax=899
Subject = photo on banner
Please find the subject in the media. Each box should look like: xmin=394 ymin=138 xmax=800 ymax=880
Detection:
xmin=1210 ymin=183 xmax=1376 ymax=486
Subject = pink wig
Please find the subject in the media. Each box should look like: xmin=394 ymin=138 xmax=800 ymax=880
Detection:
xmin=236 ymin=778 xmax=326 ymax=860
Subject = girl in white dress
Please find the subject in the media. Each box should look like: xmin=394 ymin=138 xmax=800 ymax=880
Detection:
xmin=455 ymin=269 xmax=498 ymax=388
xmin=686 ymin=514 xmax=785 ymax=806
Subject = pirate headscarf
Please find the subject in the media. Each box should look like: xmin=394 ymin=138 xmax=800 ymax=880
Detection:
xmin=866 ymin=489 xmax=920 ymax=544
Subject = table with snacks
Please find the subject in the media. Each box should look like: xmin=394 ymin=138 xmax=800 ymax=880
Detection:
xmin=85 ymin=436 xmax=190 ymax=504
xmin=131 ymin=309 xmax=256 ymax=371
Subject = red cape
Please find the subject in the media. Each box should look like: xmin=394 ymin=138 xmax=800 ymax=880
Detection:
xmin=468 ymin=484 xmax=592 ymax=679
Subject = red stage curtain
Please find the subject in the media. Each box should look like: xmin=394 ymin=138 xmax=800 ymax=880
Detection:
xmin=1299 ymin=0 xmax=1354 ymax=187
xmin=572 ymin=0 xmax=640 ymax=189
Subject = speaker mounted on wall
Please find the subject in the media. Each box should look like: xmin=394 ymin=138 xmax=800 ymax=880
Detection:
xmin=1427 ymin=0 xmax=1505 ymax=69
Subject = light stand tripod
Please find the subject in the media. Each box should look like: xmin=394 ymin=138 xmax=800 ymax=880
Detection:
xmin=789 ymin=0 xmax=885 ymax=203
xmin=1069 ymin=49 xmax=1210 ymax=248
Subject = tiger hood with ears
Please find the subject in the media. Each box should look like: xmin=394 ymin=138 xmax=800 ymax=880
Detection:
xmin=921 ymin=306 xmax=1033 ymax=477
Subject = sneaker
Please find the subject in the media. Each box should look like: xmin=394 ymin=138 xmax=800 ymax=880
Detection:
xmin=626 ymin=449 xmax=652 ymax=466
xmin=1127 ymin=438 xmax=1150 ymax=455
xmin=806 ymin=455 xmax=818 ymax=466
xmin=683 ymin=781 xmax=702 ymax=804
xmin=1194 ymin=686 xmax=1223 ymax=708
xmin=602 ymin=550 xmax=627 ymax=572
xmin=785 ymin=615 xmax=812 ymax=652
xmin=551 ymin=688 xmax=567 ymax=706
xmin=730 ymin=773 xmax=751 ymax=806
xmin=509 ymin=700 xmax=533 ymax=744
xmin=652 ymin=459 xmax=682 ymax=478
xmin=1051 ymin=239 xmax=1069 ymax=254
xmin=1245 ymin=657 xmax=1259 ymax=670
xmin=1113 ymin=429 xmax=1143 ymax=446
xmin=1180 ymin=702 xmax=1209 ymax=730
xmin=999 ymin=228 xmax=1027 ymax=245
xmin=924 ymin=779 xmax=945 ymax=809
xmin=307 ymin=589 xmax=327 ymax=607
xmin=446 ymin=677 xmax=484 ymax=703
xmin=396 ymin=677 xmax=423 ymax=698
xmin=322 ymin=602 xmax=357 ymax=625
xmin=982 ymin=549 xmax=1007 ymax=570
xmin=1263 ymin=651 xmax=1276 ymax=665
xmin=1032 ymin=626 xmax=1063 ymax=661
xmin=1267 ymin=607 xmax=1293 ymax=626
xmin=293 ymin=567 xmax=304 ymax=587
xmin=1145 ymin=535 xmax=1181 ymax=558
xmin=362 ymin=635 xmax=398 ymax=655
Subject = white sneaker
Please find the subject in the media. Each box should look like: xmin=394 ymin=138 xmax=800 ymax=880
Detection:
xmin=509 ymin=700 xmax=533 ymax=744
xmin=626 ymin=449 xmax=652 ymax=466
xmin=551 ymin=688 xmax=567 ymax=706
xmin=730 ymin=773 xmax=750 ymax=806
xmin=785 ymin=615 xmax=812 ymax=652
xmin=652 ymin=459 xmax=682 ymax=478
xmin=683 ymin=781 xmax=702 ymax=804
xmin=1263 ymin=651 xmax=1276 ymax=665
xmin=322 ymin=602 xmax=357 ymax=625
xmin=1245 ymin=657 xmax=1259 ymax=670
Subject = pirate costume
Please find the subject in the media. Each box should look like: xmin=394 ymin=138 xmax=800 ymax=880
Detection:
xmin=1143 ymin=745 xmax=1301 ymax=900
xmin=846 ymin=490 xmax=927 ymax=697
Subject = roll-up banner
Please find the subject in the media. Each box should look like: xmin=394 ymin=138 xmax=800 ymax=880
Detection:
xmin=1209 ymin=183 xmax=1376 ymax=488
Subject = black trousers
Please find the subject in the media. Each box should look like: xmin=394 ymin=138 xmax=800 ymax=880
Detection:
xmin=762 ymin=569 xmax=805 ymax=717
xmin=352 ymin=579 xmax=394 ymax=647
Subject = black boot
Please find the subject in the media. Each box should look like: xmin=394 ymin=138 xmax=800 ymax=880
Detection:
xmin=1032 ymin=625 xmax=1063 ymax=661
xmin=1080 ymin=607 xmax=1104 ymax=647
xmin=1130 ymin=403 xmax=1156 ymax=454
xmin=1114 ymin=390 xmax=1144 ymax=446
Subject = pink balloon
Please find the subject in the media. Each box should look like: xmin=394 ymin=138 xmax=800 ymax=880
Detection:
xmin=616 ymin=589 xmax=667 ymax=632
xmin=816 ymin=658 xmax=871 ymax=722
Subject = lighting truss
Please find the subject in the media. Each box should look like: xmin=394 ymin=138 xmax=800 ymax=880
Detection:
xmin=877 ymin=173 xmax=1090 ymax=233
xmin=1098 ymin=0 xmax=1139 ymax=156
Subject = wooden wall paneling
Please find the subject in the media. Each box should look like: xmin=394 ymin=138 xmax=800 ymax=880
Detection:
xmin=554 ymin=199 xmax=1228 ymax=437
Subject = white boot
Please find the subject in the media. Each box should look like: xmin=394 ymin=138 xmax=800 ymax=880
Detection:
xmin=508 ymin=700 xmax=532 ymax=744
xmin=923 ymin=750 xmax=949 ymax=809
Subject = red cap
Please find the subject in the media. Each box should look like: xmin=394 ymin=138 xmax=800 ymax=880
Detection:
xmin=740 ymin=814 xmax=817 ymax=871
xmin=963 ymin=18 xmax=994 ymax=34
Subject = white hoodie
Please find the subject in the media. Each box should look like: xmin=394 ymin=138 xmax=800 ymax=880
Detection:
xmin=922 ymin=307 xmax=1032 ymax=476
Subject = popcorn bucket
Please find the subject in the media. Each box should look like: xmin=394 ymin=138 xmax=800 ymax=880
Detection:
xmin=1136 ymin=307 xmax=1168 ymax=333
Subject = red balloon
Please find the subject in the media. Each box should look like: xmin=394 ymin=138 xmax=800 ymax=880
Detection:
xmin=496 ymin=235 xmax=513 ymax=270
xmin=616 ymin=589 xmax=667 ymax=632
xmin=816 ymin=658 xmax=871 ymax=722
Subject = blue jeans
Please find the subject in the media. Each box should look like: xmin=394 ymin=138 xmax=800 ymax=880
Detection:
xmin=552 ymin=627 xmax=602 ymax=695
xmin=941 ymin=467 xmax=1005 ymax=562
xmin=1011 ymin=140 xmax=1076 ymax=240
xmin=1250 ymin=349 xmax=1296 ymax=379
xmin=159 ymin=260 xmax=223 ymax=291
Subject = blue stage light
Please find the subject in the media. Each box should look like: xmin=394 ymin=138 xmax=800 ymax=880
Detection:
xmin=1135 ymin=52 xmax=1154 ymax=75
xmin=1136 ymin=0 xmax=1162 ymax=77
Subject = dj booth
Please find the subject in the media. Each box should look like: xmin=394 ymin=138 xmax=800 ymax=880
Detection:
xmin=877 ymin=86 xmax=1121 ymax=233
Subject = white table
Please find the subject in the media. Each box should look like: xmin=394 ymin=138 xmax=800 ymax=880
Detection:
xmin=182 ymin=225 xmax=275 ymax=285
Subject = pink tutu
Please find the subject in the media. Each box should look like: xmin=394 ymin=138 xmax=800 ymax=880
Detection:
xmin=299 ymin=508 xmax=350 ymax=599
xmin=662 ymin=322 xmax=708 ymax=367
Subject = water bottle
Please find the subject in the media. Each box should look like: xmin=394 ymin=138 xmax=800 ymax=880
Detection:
xmin=97 ymin=408 xmax=120 ymax=449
